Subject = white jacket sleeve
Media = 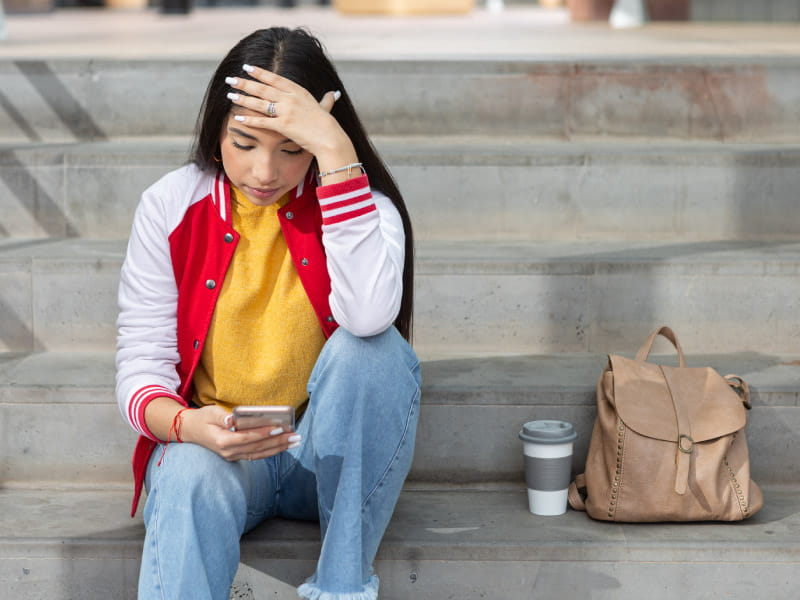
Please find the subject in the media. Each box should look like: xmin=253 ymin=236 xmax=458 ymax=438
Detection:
xmin=317 ymin=175 xmax=406 ymax=337
xmin=115 ymin=176 xmax=185 ymax=439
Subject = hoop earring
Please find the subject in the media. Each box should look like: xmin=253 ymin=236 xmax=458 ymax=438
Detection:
xmin=213 ymin=154 xmax=222 ymax=163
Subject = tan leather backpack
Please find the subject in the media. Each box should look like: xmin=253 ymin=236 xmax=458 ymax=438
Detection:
xmin=568 ymin=326 xmax=763 ymax=522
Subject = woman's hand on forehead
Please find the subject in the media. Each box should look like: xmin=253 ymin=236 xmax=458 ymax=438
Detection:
xmin=225 ymin=64 xmax=352 ymax=169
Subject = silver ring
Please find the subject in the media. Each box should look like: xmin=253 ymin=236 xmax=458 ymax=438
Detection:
xmin=266 ymin=102 xmax=277 ymax=118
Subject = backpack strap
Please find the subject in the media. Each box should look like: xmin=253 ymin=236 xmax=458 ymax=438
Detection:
xmin=724 ymin=374 xmax=752 ymax=409
xmin=568 ymin=473 xmax=587 ymax=511
xmin=659 ymin=365 xmax=693 ymax=495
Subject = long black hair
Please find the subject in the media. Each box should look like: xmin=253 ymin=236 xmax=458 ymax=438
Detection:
xmin=191 ymin=27 xmax=414 ymax=341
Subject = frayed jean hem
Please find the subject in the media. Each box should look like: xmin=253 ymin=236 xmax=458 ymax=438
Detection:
xmin=297 ymin=574 xmax=379 ymax=600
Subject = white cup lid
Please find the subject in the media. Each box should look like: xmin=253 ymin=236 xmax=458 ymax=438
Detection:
xmin=519 ymin=420 xmax=577 ymax=445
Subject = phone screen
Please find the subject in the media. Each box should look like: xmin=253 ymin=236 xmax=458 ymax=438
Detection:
xmin=231 ymin=405 xmax=295 ymax=431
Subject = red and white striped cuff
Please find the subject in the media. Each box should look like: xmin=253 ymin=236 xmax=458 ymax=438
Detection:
xmin=317 ymin=175 xmax=377 ymax=226
xmin=128 ymin=385 xmax=185 ymax=441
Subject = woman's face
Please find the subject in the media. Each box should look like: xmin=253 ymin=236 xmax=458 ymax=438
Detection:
xmin=219 ymin=107 xmax=314 ymax=206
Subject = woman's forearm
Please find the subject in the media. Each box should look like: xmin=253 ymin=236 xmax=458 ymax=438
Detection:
xmin=144 ymin=396 xmax=190 ymax=442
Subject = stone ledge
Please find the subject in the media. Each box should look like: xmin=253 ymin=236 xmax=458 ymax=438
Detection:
xmin=2 ymin=486 xmax=799 ymax=599
xmin=2 ymin=350 xmax=799 ymax=406
xmin=0 ymin=350 xmax=798 ymax=487
xmin=3 ymin=486 xmax=798 ymax=562
xmin=2 ymin=238 xmax=800 ymax=354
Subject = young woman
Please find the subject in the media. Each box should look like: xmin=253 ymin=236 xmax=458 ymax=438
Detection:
xmin=115 ymin=27 xmax=419 ymax=600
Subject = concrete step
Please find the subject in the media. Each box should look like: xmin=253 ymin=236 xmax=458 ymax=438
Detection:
xmin=412 ymin=238 xmax=800 ymax=355
xmin=2 ymin=485 xmax=799 ymax=599
xmin=3 ymin=138 xmax=800 ymax=241
xmin=2 ymin=238 xmax=799 ymax=354
xmin=3 ymin=6 xmax=800 ymax=62
xmin=2 ymin=351 xmax=798 ymax=487
xmin=2 ymin=57 xmax=800 ymax=141
xmin=693 ymin=0 xmax=800 ymax=22
xmin=0 ymin=138 xmax=191 ymax=239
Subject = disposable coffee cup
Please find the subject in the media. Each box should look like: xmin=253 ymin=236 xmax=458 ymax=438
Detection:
xmin=519 ymin=420 xmax=577 ymax=516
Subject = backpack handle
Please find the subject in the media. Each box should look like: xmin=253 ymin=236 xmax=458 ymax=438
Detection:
xmin=635 ymin=325 xmax=687 ymax=368
xmin=568 ymin=473 xmax=587 ymax=511
xmin=725 ymin=374 xmax=752 ymax=409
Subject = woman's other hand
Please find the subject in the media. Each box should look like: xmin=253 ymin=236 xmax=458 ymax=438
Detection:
xmin=145 ymin=398 xmax=300 ymax=462
xmin=182 ymin=404 xmax=301 ymax=461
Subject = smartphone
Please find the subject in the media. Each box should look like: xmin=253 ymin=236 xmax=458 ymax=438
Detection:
xmin=231 ymin=405 xmax=295 ymax=432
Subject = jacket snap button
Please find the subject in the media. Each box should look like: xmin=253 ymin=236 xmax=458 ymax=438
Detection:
xmin=326 ymin=315 xmax=334 ymax=322
xmin=206 ymin=279 xmax=216 ymax=289
xmin=224 ymin=233 xmax=234 ymax=243
xmin=286 ymin=211 xmax=294 ymax=220
xmin=301 ymin=258 xmax=309 ymax=266
xmin=193 ymin=340 xmax=199 ymax=350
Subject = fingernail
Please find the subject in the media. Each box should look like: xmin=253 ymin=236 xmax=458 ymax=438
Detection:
xmin=227 ymin=92 xmax=240 ymax=101
xmin=288 ymin=434 xmax=302 ymax=443
xmin=333 ymin=90 xmax=342 ymax=101
xmin=288 ymin=441 xmax=301 ymax=449
xmin=233 ymin=115 xmax=246 ymax=122
xmin=225 ymin=76 xmax=238 ymax=85
xmin=224 ymin=414 xmax=233 ymax=427
xmin=243 ymin=64 xmax=254 ymax=73
xmin=270 ymin=427 xmax=284 ymax=436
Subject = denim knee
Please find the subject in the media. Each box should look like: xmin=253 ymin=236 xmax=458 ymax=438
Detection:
xmin=308 ymin=326 xmax=419 ymax=397
xmin=146 ymin=443 xmax=250 ymax=529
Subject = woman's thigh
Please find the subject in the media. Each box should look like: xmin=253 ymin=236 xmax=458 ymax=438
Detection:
xmin=145 ymin=441 xmax=282 ymax=534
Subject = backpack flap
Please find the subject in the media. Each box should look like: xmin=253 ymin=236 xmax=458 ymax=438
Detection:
xmin=608 ymin=354 xmax=747 ymax=495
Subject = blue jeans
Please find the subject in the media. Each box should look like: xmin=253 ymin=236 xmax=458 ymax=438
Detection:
xmin=138 ymin=327 xmax=421 ymax=600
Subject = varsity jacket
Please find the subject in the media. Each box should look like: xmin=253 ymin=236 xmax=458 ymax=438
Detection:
xmin=116 ymin=163 xmax=406 ymax=516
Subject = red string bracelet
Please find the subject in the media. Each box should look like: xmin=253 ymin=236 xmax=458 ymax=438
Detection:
xmin=157 ymin=407 xmax=191 ymax=467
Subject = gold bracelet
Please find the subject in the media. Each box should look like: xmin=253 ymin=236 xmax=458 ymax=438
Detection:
xmin=318 ymin=162 xmax=363 ymax=179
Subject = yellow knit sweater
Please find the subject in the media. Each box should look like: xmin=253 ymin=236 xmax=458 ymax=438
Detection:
xmin=193 ymin=187 xmax=326 ymax=412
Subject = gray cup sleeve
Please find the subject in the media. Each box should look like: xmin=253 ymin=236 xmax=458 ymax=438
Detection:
xmin=524 ymin=455 xmax=572 ymax=491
